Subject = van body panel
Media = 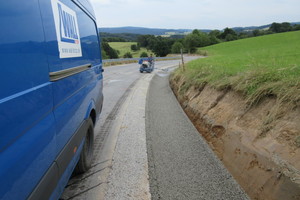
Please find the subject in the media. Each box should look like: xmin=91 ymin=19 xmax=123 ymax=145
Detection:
xmin=0 ymin=114 xmax=57 ymax=200
xmin=0 ymin=84 xmax=54 ymax=151
xmin=0 ymin=1 xmax=50 ymax=99
xmin=29 ymin=118 xmax=88 ymax=200
xmin=0 ymin=1 xmax=57 ymax=199
xmin=39 ymin=0 xmax=102 ymax=156
xmin=0 ymin=0 xmax=103 ymax=199
xmin=27 ymin=160 xmax=59 ymax=200
xmin=53 ymin=74 xmax=97 ymax=154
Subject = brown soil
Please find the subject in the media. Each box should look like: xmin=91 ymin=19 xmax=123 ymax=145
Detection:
xmin=170 ymin=75 xmax=300 ymax=200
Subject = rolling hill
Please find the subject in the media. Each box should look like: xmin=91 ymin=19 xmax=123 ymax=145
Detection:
xmin=98 ymin=22 xmax=300 ymax=35
xmin=99 ymin=26 xmax=196 ymax=35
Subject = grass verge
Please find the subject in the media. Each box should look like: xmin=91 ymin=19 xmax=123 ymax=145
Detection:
xmin=172 ymin=31 xmax=300 ymax=109
xmin=108 ymin=42 xmax=154 ymax=58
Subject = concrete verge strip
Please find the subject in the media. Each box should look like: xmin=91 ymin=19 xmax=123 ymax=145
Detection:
xmin=104 ymin=74 xmax=154 ymax=200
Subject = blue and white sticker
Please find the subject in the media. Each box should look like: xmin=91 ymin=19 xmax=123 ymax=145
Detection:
xmin=51 ymin=0 xmax=82 ymax=58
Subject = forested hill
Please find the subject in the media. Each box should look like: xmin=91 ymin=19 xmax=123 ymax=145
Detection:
xmin=98 ymin=23 xmax=300 ymax=35
xmin=98 ymin=27 xmax=196 ymax=35
xmin=100 ymin=32 xmax=141 ymax=42
xmin=232 ymin=22 xmax=300 ymax=32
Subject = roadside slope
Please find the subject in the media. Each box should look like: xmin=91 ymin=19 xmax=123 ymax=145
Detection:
xmin=170 ymin=76 xmax=300 ymax=200
xmin=169 ymin=32 xmax=300 ymax=199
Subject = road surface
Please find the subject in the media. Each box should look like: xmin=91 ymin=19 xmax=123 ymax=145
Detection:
xmin=61 ymin=56 xmax=248 ymax=200
xmin=146 ymin=73 xmax=248 ymax=200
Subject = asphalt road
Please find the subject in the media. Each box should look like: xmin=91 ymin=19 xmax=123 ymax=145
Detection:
xmin=61 ymin=57 xmax=199 ymax=199
xmin=61 ymin=56 xmax=248 ymax=200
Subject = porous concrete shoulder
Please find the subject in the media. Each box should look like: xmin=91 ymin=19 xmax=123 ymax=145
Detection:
xmin=146 ymin=73 xmax=249 ymax=200
xmin=104 ymin=74 xmax=154 ymax=200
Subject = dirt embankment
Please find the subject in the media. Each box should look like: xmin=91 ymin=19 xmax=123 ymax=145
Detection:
xmin=169 ymin=74 xmax=300 ymax=200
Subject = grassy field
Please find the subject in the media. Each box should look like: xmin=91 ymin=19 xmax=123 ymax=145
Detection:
xmin=173 ymin=31 xmax=300 ymax=108
xmin=108 ymin=42 xmax=154 ymax=58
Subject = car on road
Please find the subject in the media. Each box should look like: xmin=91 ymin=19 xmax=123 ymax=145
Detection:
xmin=0 ymin=0 xmax=103 ymax=199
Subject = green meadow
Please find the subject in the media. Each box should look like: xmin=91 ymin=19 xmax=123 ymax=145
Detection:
xmin=174 ymin=31 xmax=300 ymax=107
xmin=108 ymin=42 xmax=154 ymax=58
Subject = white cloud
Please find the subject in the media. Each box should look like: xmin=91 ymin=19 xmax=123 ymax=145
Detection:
xmin=90 ymin=0 xmax=111 ymax=5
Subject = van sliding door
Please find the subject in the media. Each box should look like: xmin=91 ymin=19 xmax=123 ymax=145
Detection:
xmin=39 ymin=0 xmax=103 ymax=185
xmin=0 ymin=1 xmax=57 ymax=199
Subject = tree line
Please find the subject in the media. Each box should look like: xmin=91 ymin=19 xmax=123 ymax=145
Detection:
xmin=101 ymin=22 xmax=300 ymax=58
xmin=100 ymin=32 xmax=140 ymax=42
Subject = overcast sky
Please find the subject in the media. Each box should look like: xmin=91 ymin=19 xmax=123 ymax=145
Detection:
xmin=90 ymin=0 xmax=300 ymax=30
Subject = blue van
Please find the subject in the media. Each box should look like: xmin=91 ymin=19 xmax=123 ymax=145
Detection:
xmin=0 ymin=0 xmax=103 ymax=199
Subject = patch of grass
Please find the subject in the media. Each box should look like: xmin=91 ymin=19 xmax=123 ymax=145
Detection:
xmin=197 ymin=50 xmax=208 ymax=56
xmin=108 ymin=42 xmax=154 ymax=58
xmin=175 ymin=31 xmax=300 ymax=109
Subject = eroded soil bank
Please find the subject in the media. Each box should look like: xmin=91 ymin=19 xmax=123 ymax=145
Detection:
xmin=170 ymin=75 xmax=300 ymax=200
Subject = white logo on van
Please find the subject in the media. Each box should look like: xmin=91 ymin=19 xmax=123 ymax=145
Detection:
xmin=51 ymin=0 xmax=82 ymax=58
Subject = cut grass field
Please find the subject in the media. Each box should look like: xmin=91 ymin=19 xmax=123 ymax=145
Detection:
xmin=173 ymin=31 xmax=300 ymax=110
xmin=108 ymin=42 xmax=154 ymax=58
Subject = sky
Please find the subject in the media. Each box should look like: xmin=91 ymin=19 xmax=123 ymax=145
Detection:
xmin=90 ymin=0 xmax=300 ymax=30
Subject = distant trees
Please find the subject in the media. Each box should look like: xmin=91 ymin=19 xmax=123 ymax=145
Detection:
xmin=123 ymin=52 xmax=133 ymax=58
xmin=130 ymin=44 xmax=140 ymax=51
xmin=100 ymin=32 xmax=140 ymax=42
xmin=293 ymin=24 xmax=300 ymax=31
xmin=192 ymin=30 xmax=211 ymax=47
xmin=247 ymin=22 xmax=300 ymax=38
xmin=101 ymin=49 xmax=109 ymax=59
xmin=102 ymin=37 xmax=127 ymax=42
xmin=140 ymin=52 xmax=148 ymax=57
xmin=219 ymin=28 xmax=238 ymax=41
xmin=171 ymin=41 xmax=184 ymax=54
xmin=136 ymin=28 xmax=229 ymax=56
xmin=183 ymin=29 xmax=222 ymax=53
xmin=252 ymin=29 xmax=260 ymax=37
xmin=101 ymin=42 xmax=119 ymax=59
xmin=209 ymin=30 xmax=222 ymax=44
xmin=184 ymin=33 xmax=200 ymax=53
xmin=151 ymin=37 xmax=171 ymax=57
xmin=209 ymin=30 xmax=221 ymax=38
xmin=137 ymin=35 xmax=172 ymax=57
xmin=246 ymin=22 xmax=300 ymax=38
xmin=268 ymin=22 xmax=299 ymax=33
xmin=100 ymin=21 xmax=300 ymax=58
xmin=137 ymin=35 xmax=156 ymax=48
xmin=180 ymin=22 xmax=300 ymax=52
xmin=269 ymin=22 xmax=291 ymax=33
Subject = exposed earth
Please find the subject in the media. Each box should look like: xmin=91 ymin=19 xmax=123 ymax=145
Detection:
xmin=170 ymin=74 xmax=300 ymax=200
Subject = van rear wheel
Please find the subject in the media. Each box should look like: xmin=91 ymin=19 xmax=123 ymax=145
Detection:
xmin=75 ymin=118 xmax=94 ymax=174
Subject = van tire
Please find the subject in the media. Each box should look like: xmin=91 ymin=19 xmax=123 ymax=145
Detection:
xmin=75 ymin=118 xmax=94 ymax=174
